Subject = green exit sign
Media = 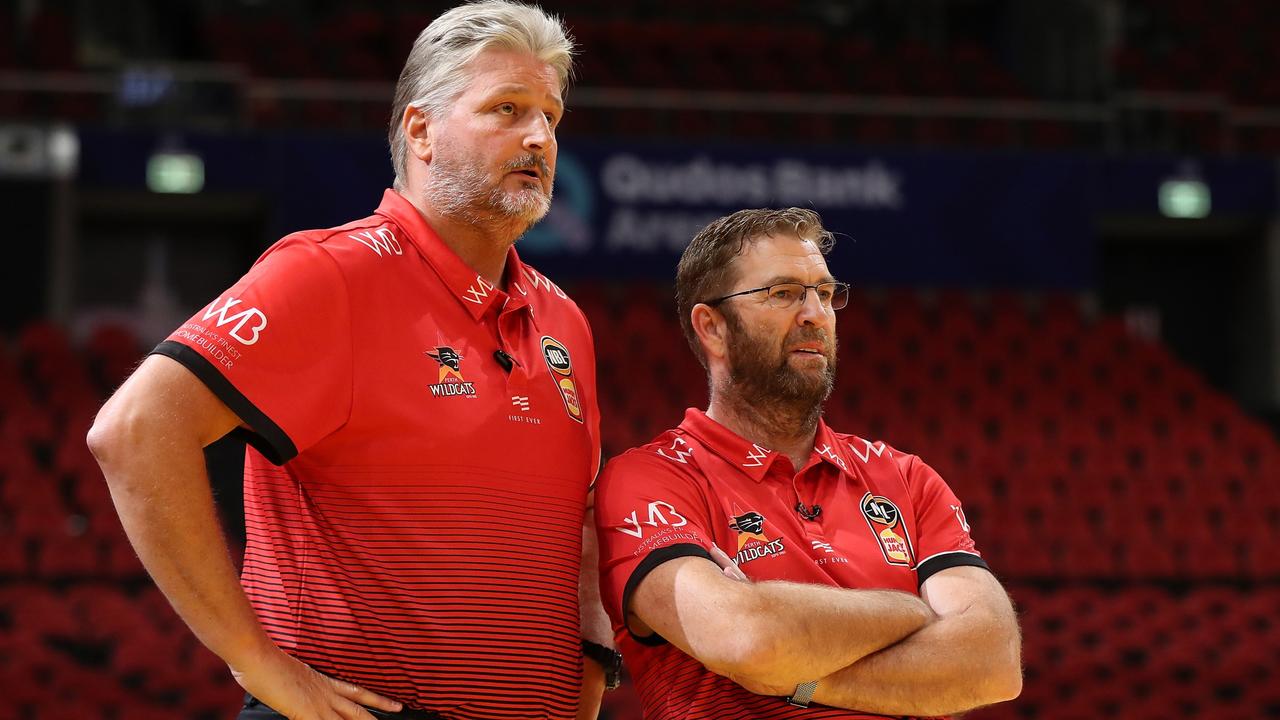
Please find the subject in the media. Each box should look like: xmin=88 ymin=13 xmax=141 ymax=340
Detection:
xmin=147 ymin=152 xmax=204 ymax=193
xmin=1158 ymin=179 xmax=1210 ymax=219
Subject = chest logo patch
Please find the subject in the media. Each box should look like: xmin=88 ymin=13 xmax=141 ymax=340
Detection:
xmin=729 ymin=510 xmax=786 ymax=565
xmin=860 ymin=493 xmax=916 ymax=568
xmin=541 ymin=336 xmax=583 ymax=423
xmin=426 ymin=346 xmax=477 ymax=398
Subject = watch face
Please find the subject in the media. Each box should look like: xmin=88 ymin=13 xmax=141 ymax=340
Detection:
xmin=600 ymin=652 xmax=622 ymax=690
xmin=604 ymin=670 xmax=622 ymax=691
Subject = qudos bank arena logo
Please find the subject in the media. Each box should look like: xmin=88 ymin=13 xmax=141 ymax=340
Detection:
xmin=520 ymin=152 xmax=594 ymax=254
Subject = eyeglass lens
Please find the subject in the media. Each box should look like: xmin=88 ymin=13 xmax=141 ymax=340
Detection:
xmin=766 ymin=283 xmax=849 ymax=310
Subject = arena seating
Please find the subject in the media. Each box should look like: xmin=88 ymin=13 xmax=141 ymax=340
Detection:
xmin=1 ymin=3 xmax=1068 ymax=149
xmin=578 ymin=285 xmax=1280 ymax=583
xmin=1120 ymin=0 xmax=1280 ymax=104
xmin=2 ymin=286 xmax=1279 ymax=718
xmin=578 ymin=284 xmax=1280 ymax=719
xmin=1118 ymin=0 xmax=1280 ymax=154
xmin=0 ymin=322 xmax=237 ymax=720
xmin=14 ymin=2 xmax=1280 ymax=153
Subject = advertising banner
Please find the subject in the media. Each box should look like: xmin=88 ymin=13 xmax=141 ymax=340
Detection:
xmin=77 ymin=130 xmax=1276 ymax=288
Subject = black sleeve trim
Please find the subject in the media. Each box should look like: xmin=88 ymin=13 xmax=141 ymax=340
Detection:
xmin=622 ymin=542 xmax=713 ymax=647
xmin=152 ymin=340 xmax=298 ymax=465
xmin=917 ymin=551 xmax=991 ymax=587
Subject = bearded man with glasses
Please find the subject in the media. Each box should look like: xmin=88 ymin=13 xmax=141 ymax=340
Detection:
xmin=593 ymin=208 xmax=1022 ymax=719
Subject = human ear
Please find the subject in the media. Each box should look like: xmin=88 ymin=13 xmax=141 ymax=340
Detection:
xmin=691 ymin=304 xmax=728 ymax=360
xmin=404 ymin=105 xmax=432 ymax=163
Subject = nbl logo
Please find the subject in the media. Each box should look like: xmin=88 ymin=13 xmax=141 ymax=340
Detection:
xmin=860 ymin=493 xmax=916 ymax=567
xmin=861 ymin=495 xmax=900 ymax=526
xmin=541 ymin=336 xmax=583 ymax=422
xmin=543 ymin=343 xmax=571 ymax=375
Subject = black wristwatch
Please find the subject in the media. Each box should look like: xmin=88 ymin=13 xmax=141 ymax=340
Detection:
xmin=582 ymin=640 xmax=623 ymax=691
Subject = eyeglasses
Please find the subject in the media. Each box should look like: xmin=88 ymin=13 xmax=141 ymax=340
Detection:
xmin=704 ymin=281 xmax=851 ymax=311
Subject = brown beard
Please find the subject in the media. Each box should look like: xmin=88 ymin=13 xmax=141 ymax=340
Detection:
xmin=721 ymin=306 xmax=836 ymax=423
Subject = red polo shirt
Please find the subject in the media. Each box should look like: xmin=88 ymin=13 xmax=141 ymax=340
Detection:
xmin=154 ymin=189 xmax=601 ymax=719
xmin=595 ymin=409 xmax=985 ymax=719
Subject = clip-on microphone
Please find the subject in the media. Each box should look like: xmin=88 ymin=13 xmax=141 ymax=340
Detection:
xmin=796 ymin=502 xmax=822 ymax=521
xmin=493 ymin=349 xmax=514 ymax=373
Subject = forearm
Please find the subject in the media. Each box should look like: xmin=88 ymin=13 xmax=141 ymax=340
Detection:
xmin=811 ymin=602 xmax=1022 ymax=715
xmin=90 ymin=406 xmax=274 ymax=669
xmin=720 ymin=582 xmax=931 ymax=688
xmin=631 ymin=557 xmax=932 ymax=692
xmin=576 ymin=507 xmax=609 ymax=720
xmin=579 ymin=507 xmax=613 ymax=646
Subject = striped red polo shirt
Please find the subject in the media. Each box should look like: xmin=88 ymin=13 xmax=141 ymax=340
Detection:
xmin=155 ymin=189 xmax=601 ymax=719
xmin=595 ymin=409 xmax=986 ymax=719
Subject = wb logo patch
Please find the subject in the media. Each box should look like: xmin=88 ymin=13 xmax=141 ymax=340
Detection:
xmin=201 ymin=296 xmax=267 ymax=346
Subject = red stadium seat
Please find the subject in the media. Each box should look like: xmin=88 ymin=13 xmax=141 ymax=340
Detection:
xmin=34 ymin=531 xmax=105 ymax=579
xmin=6 ymin=282 xmax=1280 ymax=718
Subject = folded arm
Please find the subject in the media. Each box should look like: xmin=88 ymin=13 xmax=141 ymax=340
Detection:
xmin=808 ymin=565 xmax=1023 ymax=716
xmin=628 ymin=554 xmax=933 ymax=690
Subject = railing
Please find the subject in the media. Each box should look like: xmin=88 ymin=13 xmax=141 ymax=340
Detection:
xmin=3 ymin=67 xmax=1280 ymax=155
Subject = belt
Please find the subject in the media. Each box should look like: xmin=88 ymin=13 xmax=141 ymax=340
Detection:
xmin=245 ymin=694 xmax=449 ymax=720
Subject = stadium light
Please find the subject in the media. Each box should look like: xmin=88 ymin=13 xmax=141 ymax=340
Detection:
xmin=48 ymin=125 xmax=79 ymax=178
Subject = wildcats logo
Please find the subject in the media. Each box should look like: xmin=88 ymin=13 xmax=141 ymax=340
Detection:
xmin=729 ymin=509 xmax=786 ymax=565
xmin=860 ymin=493 xmax=916 ymax=567
xmin=426 ymin=346 xmax=476 ymax=398
xmin=541 ymin=336 xmax=583 ymax=423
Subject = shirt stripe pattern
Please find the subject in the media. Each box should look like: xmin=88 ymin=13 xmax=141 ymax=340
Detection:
xmin=242 ymin=459 xmax=584 ymax=718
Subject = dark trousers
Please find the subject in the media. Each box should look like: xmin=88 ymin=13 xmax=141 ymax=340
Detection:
xmin=238 ymin=694 xmax=449 ymax=720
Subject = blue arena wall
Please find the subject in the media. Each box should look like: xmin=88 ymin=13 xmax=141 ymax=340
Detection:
xmin=77 ymin=129 xmax=1277 ymax=288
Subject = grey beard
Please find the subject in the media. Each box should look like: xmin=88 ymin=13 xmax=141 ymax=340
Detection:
xmin=424 ymin=157 xmax=552 ymax=236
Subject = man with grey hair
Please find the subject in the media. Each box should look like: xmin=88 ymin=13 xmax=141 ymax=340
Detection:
xmin=88 ymin=3 xmax=617 ymax=719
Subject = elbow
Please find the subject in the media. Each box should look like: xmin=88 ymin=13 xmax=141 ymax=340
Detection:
xmin=995 ymin=639 xmax=1024 ymax=701
xmin=86 ymin=411 xmax=120 ymax=467
xmin=86 ymin=399 xmax=145 ymax=481
xmin=985 ymin=662 xmax=1023 ymax=704
xmin=704 ymin=614 xmax=799 ymax=688
xmin=979 ymin=632 xmax=1023 ymax=704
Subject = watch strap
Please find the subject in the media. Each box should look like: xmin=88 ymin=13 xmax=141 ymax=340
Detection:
xmin=786 ymin=680 xmax=819 ymax=707
xmin=581 ymin=640 xmax=623 ymax=691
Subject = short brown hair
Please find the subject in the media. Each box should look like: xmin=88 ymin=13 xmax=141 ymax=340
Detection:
xmin=675 ymin=207 xmax=835 ymax=368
